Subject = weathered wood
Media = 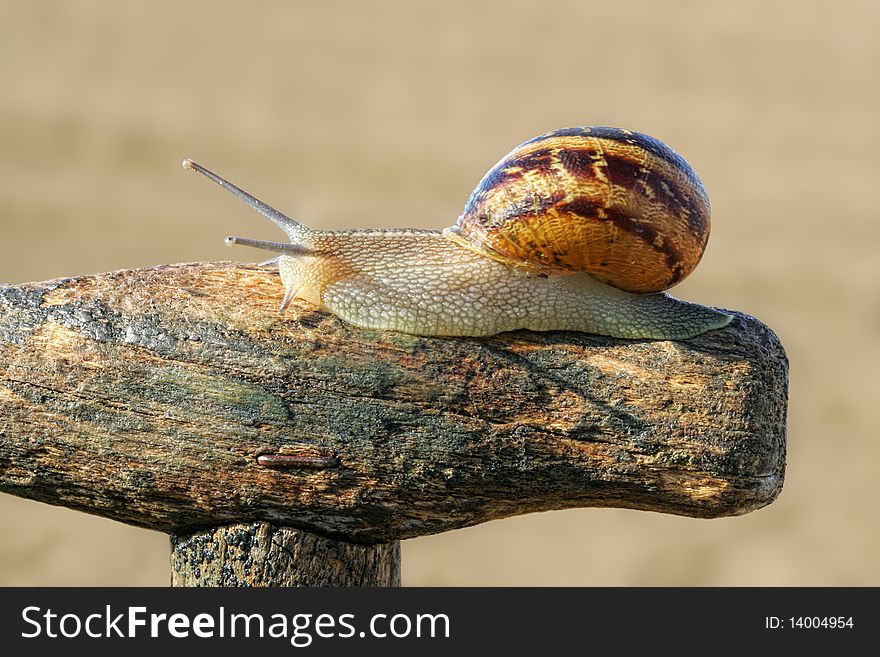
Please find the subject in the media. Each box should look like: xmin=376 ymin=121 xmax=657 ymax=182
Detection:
xmin=171 ymin=523 xmax=400 ymax=586
xmin=0 ymin=262 xmax=787 ymax=544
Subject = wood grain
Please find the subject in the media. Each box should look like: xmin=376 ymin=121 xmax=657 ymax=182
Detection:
xmin=0 ymin=262 xmax=788 ymax=544
xmin=171 ymin=523 xmax=400 ymax=586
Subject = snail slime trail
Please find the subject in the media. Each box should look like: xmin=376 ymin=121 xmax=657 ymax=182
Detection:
xmin=182 ymin=127 xmax=733 ymax=339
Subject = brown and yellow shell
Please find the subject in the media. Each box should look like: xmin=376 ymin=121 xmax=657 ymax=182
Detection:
xmin=443 ymin=126 xmax=711 ymax=293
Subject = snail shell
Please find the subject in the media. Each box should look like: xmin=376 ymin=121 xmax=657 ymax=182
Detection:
xmin=443 ymin=126 xmax=711 ymax=294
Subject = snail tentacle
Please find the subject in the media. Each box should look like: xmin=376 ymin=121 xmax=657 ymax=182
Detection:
xmin=183 ymin=158 xmax=307 ymax=240
xmin=224 ymin=236 xmax=311 ymax=256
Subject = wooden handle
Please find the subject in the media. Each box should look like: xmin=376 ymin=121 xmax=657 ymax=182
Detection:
xmin=0 ymin=263 xmax=787 ymax=544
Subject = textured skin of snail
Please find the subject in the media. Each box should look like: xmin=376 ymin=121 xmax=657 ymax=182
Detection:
xmin=278 ymin=227 xmax=731 ymax=339
xmin=196 ymin=126 xmax=733 ymax=339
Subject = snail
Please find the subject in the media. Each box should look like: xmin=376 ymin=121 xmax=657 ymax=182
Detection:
xmin=182 ymin=126 xmax=732 ymax=339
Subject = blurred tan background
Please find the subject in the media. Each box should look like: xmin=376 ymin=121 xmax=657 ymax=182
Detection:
xmin=1 ymin=0 xmax=877 ymax=586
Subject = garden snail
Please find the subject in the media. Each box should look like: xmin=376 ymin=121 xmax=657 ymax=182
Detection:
xmin=183 ymin=126 xmax=732 ymax=339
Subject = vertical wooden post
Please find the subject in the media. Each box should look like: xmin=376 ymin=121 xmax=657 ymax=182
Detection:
xmin=171 ymin=523 xmax=400 ymax=587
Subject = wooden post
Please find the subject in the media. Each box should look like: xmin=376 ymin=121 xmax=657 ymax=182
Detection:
xmin=0 ymin=263 xmax=788 ymax=586
xmin=170 ymin=523 xmax=400 ymax=586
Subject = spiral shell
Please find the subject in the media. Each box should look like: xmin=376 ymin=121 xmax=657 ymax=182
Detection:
xmin=443 ymin=126 xmax=711 ymax=293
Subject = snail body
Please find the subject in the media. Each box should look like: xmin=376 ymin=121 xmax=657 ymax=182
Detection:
xmin=183 ymin=127 xmax=732 ymax=339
